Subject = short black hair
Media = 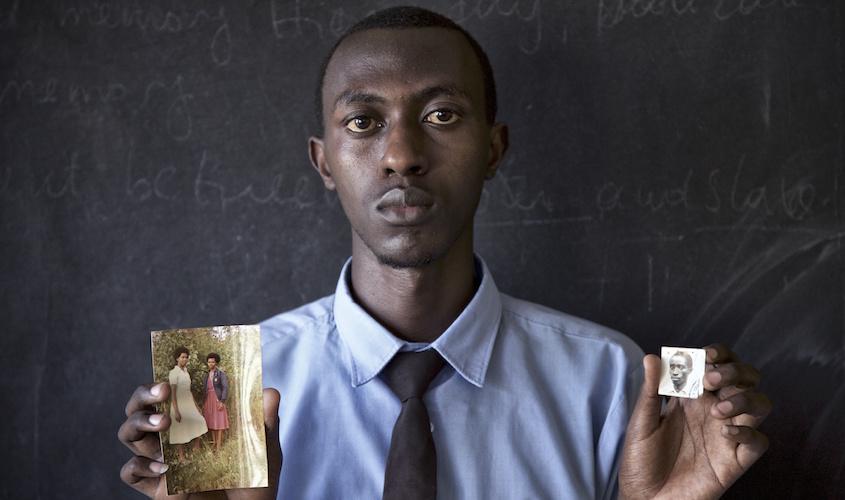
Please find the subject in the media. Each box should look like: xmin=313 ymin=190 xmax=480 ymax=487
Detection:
xmin=314 ymin=6 xmax=497 ymax=130
xmin=671 ymin=351 xmax=693 ymax=368
xmin=207 ymin=352 xmax=220 ymax=363
xmin=173 ymin=345 xmax=189 ymax=361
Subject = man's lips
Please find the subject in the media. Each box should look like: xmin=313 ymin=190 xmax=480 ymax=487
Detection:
xmin=376 ymin=187 xmax=434 ymax=209
xmin=376 ymin=188 xmax=435 ymax=224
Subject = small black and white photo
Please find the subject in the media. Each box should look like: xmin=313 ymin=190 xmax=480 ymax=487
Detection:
xmin=659 ymin=347 xmax=706 ymax=399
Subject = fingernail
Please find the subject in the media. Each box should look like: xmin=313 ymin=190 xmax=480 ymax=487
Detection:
xmin=706 ymin=348 xmax=718 ymax=361
xmin=149 ymin=414 xmax=164 ymax=426
xmin=722 ymin=425 xmax=739 ymax=436
xmin=149 ymin=461 xmax=169 ymax=474
xmin=150 ymin=383 xmax=162 ymax=397
xmin=706 ymin=371 xmax=722 ymax=386
xmin=716 ymin=400 xmax=733 ymax=415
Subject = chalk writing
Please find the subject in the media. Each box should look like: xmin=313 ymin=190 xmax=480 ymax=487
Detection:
xmin=489 ymin=170 xmax=556 ymax=212
xmin=597 ymin=0 xmax=803 ymax=36
xmin=29 ymin=152 xmax=82 ymax=199
xmin=598 ymin=0 xmax=697 ymax=36
xmin=139 ymin=76 xmax=194 ymax=141
xmin=194 ymin=150 xmax=318 ymax=211
xmin=713 ymin=0 xmax=802 ymax=21
xmin=0 ymin=79 xmax=60 ymax=107
xmin=0 ymin=0 xmax=18 ymax=30
xmin=268 ymin=0 xmax=542 ymax=53
xmin=1 ymin=76 xmax=192 ymax=141
xmin=639 ymin=169 xmax=693 ymax=212
xmin=57 ymin=3 xmax=231 ymax=65
xmin=596 ymin=155 xmax=819 ymax=221
xmin=69 ymin=81 xmax=127 ymax=107
xmin=271 ymin=0 xmax=333 ymax=40
xmin=717 ymin=155 xmax=815 ymax=219
xmin=449 ymin=0 xmax=543 ymax=54
xmin=125 ymin=145 xmax=176 ymax=202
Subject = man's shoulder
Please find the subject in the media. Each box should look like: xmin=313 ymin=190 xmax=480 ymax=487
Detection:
xmin=259 ymin=294 xmax=336 ymax=345
xmin=498 ymin=293 xmax=644 ymax=359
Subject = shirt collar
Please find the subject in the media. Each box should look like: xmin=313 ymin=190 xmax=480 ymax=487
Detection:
xmin=333 ymin=256 xmax=502 ymax=389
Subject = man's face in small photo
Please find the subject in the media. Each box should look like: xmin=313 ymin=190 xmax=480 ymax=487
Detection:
xmin=669 ymin=353 xmax=692 ymax=390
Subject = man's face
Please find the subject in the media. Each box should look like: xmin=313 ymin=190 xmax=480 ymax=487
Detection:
xmin=669 ymin=354 xmax=691 ymax=390
xmin=310 ymin=28 xmax=507 ymax=269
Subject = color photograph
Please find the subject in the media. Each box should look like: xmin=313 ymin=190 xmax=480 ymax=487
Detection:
xmin=150 ymin=325 xmax=267 ymax=495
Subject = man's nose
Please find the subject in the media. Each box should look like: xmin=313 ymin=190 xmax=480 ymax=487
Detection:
xmin=380 ymin=118 xmax=428 ymax=177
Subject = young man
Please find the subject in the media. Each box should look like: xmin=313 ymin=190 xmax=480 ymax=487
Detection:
xmin=119 ymin=7 xmax=770 ymax=499
xmin=666 ymin=351 xmax=695 ymax=397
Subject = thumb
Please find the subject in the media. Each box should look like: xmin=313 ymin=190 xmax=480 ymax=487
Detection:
xmin=627 ymin=354 xmax=663 ymax=438
xmin=263 ymin=388 xmax=282 ymax=492
xmin=263 ymin=388 xmax=280 ymax=429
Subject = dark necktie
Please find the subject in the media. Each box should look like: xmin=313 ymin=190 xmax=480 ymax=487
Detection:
xmin=381 ymin=349 xmax=446 ymax=500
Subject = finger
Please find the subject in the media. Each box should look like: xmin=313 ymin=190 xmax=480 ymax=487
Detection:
xmin=720 ymin=425 xmax=770 ymax=469
xmin=119 ymin=455 xmax=171 ymax=498
xmin=263 ymin=388 xmax=281 ymax=429
xmin=626 ymin=354 xmax=663 ymax=438
xmin=118 ymin=410 xmax=170 ymax=459
xmin=125 ymin=382 xmax=170 ymax=417
xmin=264 ymin=388 xmax=283 ymax=482
xmin=711 ymin=391 xmax=772 ymax=427
xmin=704 ymin=343 xmax=740 ymax=365
xmin=704 ymin=362 xmax=762 ymax=393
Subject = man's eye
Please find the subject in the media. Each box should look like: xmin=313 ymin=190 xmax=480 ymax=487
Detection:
xmin=345 ymin=116 xmax=379 ymax=133
xmin=424 ymin=109 xmax=459 ymax=125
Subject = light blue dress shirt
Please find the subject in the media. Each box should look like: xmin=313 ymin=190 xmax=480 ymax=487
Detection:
xmin=261 ymin=257 xmax=645 ymax=499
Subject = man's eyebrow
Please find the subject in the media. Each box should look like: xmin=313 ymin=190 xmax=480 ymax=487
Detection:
xmin=332 ymin=89 xmax=387 ymax=111
xmin=332 ymin=84 xmax=471 ymax=111
xmin=416 ymin=84 xmax=471 ymax=102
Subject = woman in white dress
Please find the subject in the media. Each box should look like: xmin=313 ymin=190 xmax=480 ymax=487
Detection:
xmin=169 ymin=346 xmax=208 ymax=462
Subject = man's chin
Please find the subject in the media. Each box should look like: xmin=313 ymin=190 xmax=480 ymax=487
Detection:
xmin=377 ymin=253 xmax=436 ymax=269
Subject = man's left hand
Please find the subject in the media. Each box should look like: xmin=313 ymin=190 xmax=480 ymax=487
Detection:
xmin=619 ymin=343 xmax=772 ymax=499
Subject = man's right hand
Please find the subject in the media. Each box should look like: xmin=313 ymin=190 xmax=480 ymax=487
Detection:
xmin=118 ymin=382 xmax=282 ymax=499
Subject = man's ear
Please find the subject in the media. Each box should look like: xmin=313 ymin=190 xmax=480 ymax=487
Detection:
xmin=309 ymin=136 xmax=336 ymax=190
xmin=484 ymin=121 xmax=509 ymax=180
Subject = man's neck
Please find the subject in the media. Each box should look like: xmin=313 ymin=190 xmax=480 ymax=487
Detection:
xmin=349 ymin=245 xmax=476 ymax=344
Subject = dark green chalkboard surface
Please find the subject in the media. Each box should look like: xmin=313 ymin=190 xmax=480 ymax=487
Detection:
xmin=1 ymin=1 xmax=841 ymax=498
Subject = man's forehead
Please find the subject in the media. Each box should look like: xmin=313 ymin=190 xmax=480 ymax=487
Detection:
xmin=323 ymin=27 xmax=482 ymax=95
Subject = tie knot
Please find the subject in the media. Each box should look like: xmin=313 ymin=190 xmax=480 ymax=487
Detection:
xmin=382 ymin=350 xmax=445 ymax=402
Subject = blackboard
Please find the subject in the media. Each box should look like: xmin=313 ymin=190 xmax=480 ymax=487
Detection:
xmin=2 ymin=1 xmax=842 ymax=498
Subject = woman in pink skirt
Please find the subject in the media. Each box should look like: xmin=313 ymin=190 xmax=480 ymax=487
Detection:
xmin=202 ymin=352 xmax=230 ymax=454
